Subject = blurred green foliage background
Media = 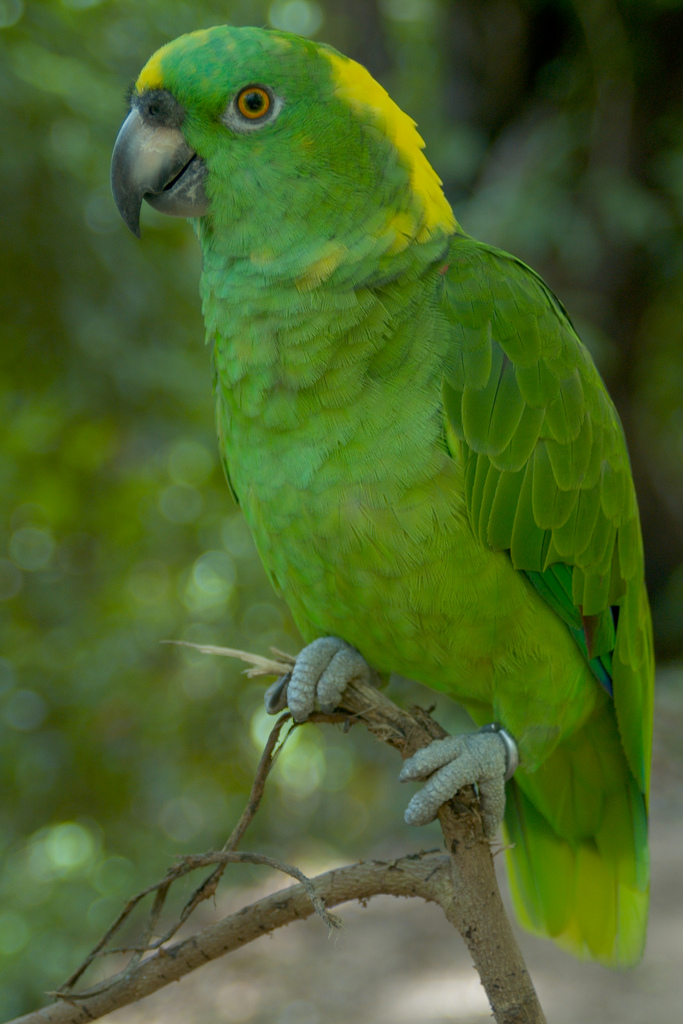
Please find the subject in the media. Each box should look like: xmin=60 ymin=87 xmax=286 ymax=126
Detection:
xmin=2 ymin=0 xmax=683 ymax=1015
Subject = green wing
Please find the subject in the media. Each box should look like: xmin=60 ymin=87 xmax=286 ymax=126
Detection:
xmin=440 ymin=236 xmax=653 ymax=795
xmin=439 ymin=237 xmax=653 ymax=964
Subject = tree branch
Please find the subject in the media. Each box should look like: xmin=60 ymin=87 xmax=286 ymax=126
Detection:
xmin=7 ymin=662 xmax=546 ymax=1024
xmin=317 ymin=675 xmax=546 ymax=1024
xmin=7 ymin=853 xmax=455 ymax=1024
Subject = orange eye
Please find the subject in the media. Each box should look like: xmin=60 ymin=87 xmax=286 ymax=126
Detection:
xmin=237 ymin=86 xmax=271 ymax=119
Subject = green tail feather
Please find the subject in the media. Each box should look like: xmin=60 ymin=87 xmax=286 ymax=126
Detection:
xmin=503 ymin=702 xmax=649 ymax=967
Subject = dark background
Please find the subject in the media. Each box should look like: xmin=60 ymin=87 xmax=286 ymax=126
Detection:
xmin=2 ymin=0 xmax=683 ymax=1015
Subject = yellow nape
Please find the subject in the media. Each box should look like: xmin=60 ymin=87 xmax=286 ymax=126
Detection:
xmin=325 ymin=51 xmax=456 ymax=240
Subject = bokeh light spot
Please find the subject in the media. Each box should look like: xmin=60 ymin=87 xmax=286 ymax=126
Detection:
xmin=268 ymin=0 xmax=323 ymax=37
xmin=277 ymin=737 xmax=325 ymax=798
xmin=184 ymin=550 xmax=236 ymax=614
xmin=221 ymin=514 xmax=257 ymax=559
xmin=9 ymin=528 xmax=55 ymax=571
xmin=241 ymin=602 xmax=283 ymax=635
xmin=0 ymin=0 xmax=23 ymax=29
xmin=44 ymin=823 xmax=95 ymax=872
xmin=168 ymin=439 xmax=214 ymax=486
xmin=3 ymin=690 xmax=47 ymax=732
xmin=159 ymin=484 xmax=203 ymax=523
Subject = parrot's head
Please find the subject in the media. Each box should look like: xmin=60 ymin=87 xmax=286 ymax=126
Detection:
xmin=111 ymin=26 xmax=455 ymax=270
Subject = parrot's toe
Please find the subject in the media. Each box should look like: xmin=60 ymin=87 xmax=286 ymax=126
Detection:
xmin=264 ymin=636 xmax=371 ymax=721
xmin=399 ymin=724 xmax=518 ymax=836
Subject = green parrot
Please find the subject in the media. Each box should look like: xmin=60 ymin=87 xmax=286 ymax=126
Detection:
xmin=111 ymin=25 xmax=653 ymax=967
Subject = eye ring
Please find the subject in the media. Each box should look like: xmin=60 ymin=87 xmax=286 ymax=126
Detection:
xmin=223 ymin=85 xmax=282 ymax=133
xmin=236 ymin=86 xmax=271 ymax=120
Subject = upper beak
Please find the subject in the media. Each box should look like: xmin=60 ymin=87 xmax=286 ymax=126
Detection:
xmin=111 ymin=107 xmax=209 ymax=237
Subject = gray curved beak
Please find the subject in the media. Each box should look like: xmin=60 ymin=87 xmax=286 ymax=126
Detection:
xmin=111 ymin=108 xmax=209 ymax=237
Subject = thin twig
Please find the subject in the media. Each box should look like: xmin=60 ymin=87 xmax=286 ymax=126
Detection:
xmin=223 ymin=712 xmax=292 ymax=850
xmin=59 ymin=714 xmax=294 ymax=992
xmin=147 ymin=713 xmax=295 ymax=947
xmin=170 ymin=850 xmax=343 ymax=931
xmin=54 ymin=850 xmax=342 ymax=1004
xmin=161 ymin=640 xmax=294 ymax=678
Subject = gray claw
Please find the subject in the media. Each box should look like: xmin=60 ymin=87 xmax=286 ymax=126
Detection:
xmin=264 ymin=674 xmax=290 ymax=714
xmin=265 ymin=637 xmax=371 ymax=722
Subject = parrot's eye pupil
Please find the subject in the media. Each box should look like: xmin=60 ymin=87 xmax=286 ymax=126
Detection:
xmin=236 ymin=86 xmax=271 ymax=120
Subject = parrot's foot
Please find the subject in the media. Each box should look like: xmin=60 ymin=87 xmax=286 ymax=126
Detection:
xmin=399 ymin=724 xmax=519 ymax=837
xmin=264 ymin=636 xmax=372 ymax=722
